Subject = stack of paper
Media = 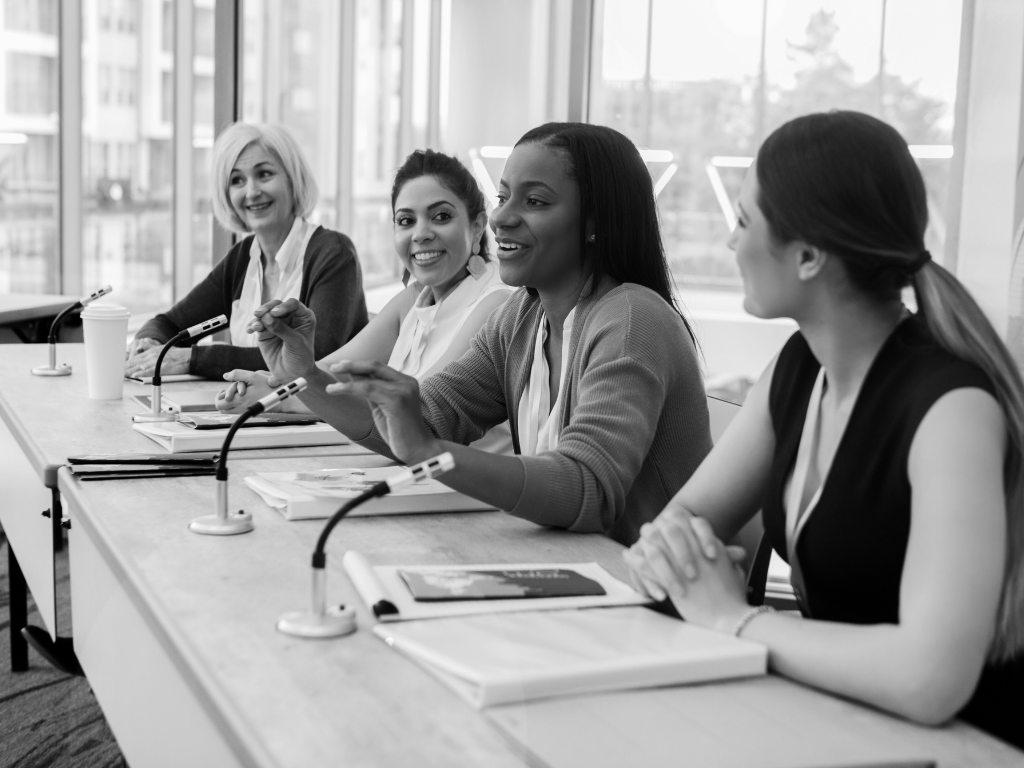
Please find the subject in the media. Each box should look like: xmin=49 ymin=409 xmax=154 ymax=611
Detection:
xmin=132 ymin=421 xmax=350 ymax=453
xmin=374 ymin=606 xmax=767 ymax=708
xmin=245 ymin=467 xmax=495 ymax=520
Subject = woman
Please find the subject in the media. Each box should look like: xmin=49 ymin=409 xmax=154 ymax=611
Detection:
xmin=125 ymin=122 xmax=367 ymax=380
xmin=625 ymin=112 xmax=1023 ymax=747
xmin=217 ymin=149 xmax=514 ymax=452
xmin=248 ymin=122 xmax=712 ymax=546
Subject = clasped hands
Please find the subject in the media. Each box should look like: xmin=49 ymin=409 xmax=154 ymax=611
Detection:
xmin=623 ymin=503 xmax=753 ymax=634
xmin=125 ymin=337 xmax=190 ymax=378
xmin=227 ymin=298 xmax=438 ymax=464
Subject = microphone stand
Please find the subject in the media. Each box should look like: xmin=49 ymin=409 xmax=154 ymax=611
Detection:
xmin=277 ymin=452 xmax=456 ymax=639
xmin=189 ymin=377 xmax=307 ymax=536
xmin=31 ymin=285 xmax=113 ymax=376
xmin=132 ymin=314 xmax=228 ymax=423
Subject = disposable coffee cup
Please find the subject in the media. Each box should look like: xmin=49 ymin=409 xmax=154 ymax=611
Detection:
xmin=81 ymin=303 xmax=130 ymax=400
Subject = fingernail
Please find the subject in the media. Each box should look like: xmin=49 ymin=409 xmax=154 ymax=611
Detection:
xmin=684 ymin=564 xmax=697 ymax=580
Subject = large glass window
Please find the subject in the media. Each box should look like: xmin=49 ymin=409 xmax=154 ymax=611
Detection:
xmin=82 ymin=0 xmax=173 ymax=316
xmin=590 ymin=0 xmax=963 ymax=291
xmin=192 ymin=0 xmax=215 ymax=284
xmin=0 ymin=0 xmax=59 ymax=293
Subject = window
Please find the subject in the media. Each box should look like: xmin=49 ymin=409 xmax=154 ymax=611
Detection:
xmin=6 ymin=53 xmax=58 ymax=114
xmin=4 ymin=0 xmax=58 ymax=34
xmin=83 ymin=0 xmax=173 ymax=317
xmin=589 ymin=0 xmax=963 ymax=291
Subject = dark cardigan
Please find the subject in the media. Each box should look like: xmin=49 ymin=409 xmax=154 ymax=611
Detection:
xmin=134 ymin=227 xmax=368 ymax=379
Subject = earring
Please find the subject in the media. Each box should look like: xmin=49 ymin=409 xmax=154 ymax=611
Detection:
xmin=467 ymin=242 xmax=486 ymax=277
xmin=588 ymin=234 xmax=596 ymax=242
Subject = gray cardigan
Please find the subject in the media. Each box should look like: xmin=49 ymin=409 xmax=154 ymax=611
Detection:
xmin=359 ymin=276 xmax=712 ymax=546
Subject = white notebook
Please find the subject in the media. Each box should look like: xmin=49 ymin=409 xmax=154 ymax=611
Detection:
xmin=245 ymin=467 xmax=496 ymax=520
xmin=132 ymin=421 xmax=350 ymax=453
xmin=374 ymin=606 xmax=767 ymax=708
xmin=343 ymin=553 xmax=650 ymax=622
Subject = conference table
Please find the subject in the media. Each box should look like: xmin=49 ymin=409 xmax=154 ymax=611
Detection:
xmin=2 ymin=344 xmax=1023 ymax=767
xmin=0 ymin=292 xmax=82 ymax=343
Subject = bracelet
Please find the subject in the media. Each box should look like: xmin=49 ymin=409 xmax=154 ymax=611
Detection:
xmin=732 ymin=605 xmax=775 ymax=637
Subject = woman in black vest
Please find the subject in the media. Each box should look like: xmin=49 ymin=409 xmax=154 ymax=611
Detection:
xmin=625 ymin=111 xmax=1023 ymax=749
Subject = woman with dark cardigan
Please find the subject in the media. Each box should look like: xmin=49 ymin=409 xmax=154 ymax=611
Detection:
xmin=626 ymin=112 xmax=1024 ymax=749
xmin=245 ymin=123 xmax=712 ymax=547
xmin=125 ymin=122 xmax=367 ymax=380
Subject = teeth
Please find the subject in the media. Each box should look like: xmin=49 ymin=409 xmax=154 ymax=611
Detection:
xmin=413 ymin=251 xmax=444 ymax=264
xmin=498 ymin=243 xmax=524 ymax=251
xmin=247 ymin=202 xmax=270 ymax=211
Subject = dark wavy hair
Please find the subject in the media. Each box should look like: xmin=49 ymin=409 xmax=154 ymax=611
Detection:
xmin=514 ymin=123 xmax=689 ymax=334
xmin=757 ymin=110 xmax=1024 ymax=661
xmin=391 ymin=148 xmax=489 ymax=259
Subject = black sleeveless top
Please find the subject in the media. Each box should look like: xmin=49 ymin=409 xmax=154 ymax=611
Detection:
xmin=764 ymin=317 xmax=1023 ymax=749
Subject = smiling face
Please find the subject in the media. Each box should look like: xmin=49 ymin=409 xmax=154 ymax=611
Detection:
xmin=489 ymin=142 xmax=585 ymax=292
xmin=393 ymin=175 xmax=485 ymax=299
xmin=228 ymin=142 xmax=295 ymax=239
xmin=728 ymin=167 xmax=802 ymax=319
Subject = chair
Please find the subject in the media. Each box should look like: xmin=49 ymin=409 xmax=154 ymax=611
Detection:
xmin=705 ymin=395 xmax=798 ymax=611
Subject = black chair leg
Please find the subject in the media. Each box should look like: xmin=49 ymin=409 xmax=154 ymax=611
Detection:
xmin=8 ymin=541 xmax=29 ymax=672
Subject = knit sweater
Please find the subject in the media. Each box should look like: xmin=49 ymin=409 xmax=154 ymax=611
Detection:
xmin=359 ymin=276 xmax=712 ymax=546
xmin=135 ymin=227 xmax=367 ymax=379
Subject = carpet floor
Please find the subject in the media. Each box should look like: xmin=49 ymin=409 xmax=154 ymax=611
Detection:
xmin=0 ymin=533 xmax=126 ymax=768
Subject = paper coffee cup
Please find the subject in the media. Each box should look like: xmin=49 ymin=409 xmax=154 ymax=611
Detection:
xmin=81 ymin=303 xmax=130 ymax=400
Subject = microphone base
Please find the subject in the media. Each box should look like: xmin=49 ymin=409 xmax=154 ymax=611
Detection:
xmin=277 ymin=606 xmax=356 ymax=638
xmin=189 ymin=511 xmax=254 ymax=536
xmin=31 ymin=364 xmax=72 ymax=377
xmin=132 ymin=411 xmax=177 ymax=422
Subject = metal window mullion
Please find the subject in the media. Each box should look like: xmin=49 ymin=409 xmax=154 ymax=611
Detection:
xmin=567 ymin=0 xmax=593 ymax=123
xmin=336 ymin=0 xmax=356 ymax=236
xmin=173 ymin=0 xmax=195 ymax=300
xmin=211 ymin=0 xmax=241 ymax=265
xmin=59 ymin=0 xmax=83 ymax=296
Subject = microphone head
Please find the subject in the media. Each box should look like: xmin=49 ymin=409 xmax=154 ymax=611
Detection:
xmin=384 ymin=452 xmax=455 ymax=492
xmin=80 ymin=285 xmax=113 ymax=307
xmin=256 ymin=377 xmax=308 ymax=410
xmin=185 ymin=314 xmax=229 ymax=338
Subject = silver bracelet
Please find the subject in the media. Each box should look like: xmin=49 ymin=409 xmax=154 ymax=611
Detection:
xmin=732 ymin=605 xmax=775 ymax=637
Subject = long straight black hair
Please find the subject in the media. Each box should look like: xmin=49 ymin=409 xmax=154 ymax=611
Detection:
xmin=757 ymin=111 xmax=1024 ymax=662
xmin=515 ymin=122 xmax=694 ymax=342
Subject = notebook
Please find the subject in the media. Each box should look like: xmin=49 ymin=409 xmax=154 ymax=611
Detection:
xmin=343 ymin=553 xmax=649 ymax=622
xmin=132 ymin=421 xmax=350 ymax=453
xmin=374 ymin=606 xmax=767 ymax=708
xmin=244 ymin=467 xmax=496 ymax=520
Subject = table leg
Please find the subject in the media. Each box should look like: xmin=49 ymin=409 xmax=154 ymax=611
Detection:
xmin=8 ymin=540 xmax=28 ymax=672
xmin=52 ymin=490 xmax=63 ymax=553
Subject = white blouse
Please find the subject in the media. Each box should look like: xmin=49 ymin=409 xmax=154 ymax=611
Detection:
xmin=230 ymin=217 xmax=315 ymax=346
xmin=517 ymin=307 xmax=576 ymax=456
xmin=388 ymin=260 xmax=514 ymax=454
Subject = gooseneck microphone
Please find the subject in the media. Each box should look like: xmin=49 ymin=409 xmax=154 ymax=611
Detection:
xmin=189 ymin=377 xmax=308 ymax=536
xmin=31 ymin=285 xmax=113 ymax=377
xmin=132 ymin=314 xmax=228 ymax=423
xmin=277 ymin=452 xmax=456 ymax=638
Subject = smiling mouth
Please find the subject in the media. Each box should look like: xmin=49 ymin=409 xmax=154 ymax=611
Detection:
xmin=411 ymin=250 xmax=445 ymax=265
xmin=496 ymin=242 xmax=527 ymax=256
xmin=246 ymin=201 xmax=272 ymax=214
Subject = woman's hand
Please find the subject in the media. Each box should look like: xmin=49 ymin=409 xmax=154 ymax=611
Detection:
xmin=325 ymin=360 xmax=438 ymax=464
xmin=625 ymin=513 xmax=750 ymax=632
xmin=125 ymin=345 xmax=190 ymax=378
xmin=248 ymin=298 xmax=318 ymax=385
xmin=126 ymin=336 xmax=161 ymax=360
xmin=216 ymin=370 xmax=275 ymax=413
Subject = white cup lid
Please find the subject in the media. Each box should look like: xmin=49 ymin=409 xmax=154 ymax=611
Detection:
xmin=81 ymin=303 xmax=130 ymax=319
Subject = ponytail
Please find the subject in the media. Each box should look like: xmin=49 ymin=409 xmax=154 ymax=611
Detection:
xmin=913 ymin=261 xmax=1024 ymax=662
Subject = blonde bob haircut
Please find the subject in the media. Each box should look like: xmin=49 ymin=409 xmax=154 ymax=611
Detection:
xmin=210 ymin=122 xmax=319 ymax=234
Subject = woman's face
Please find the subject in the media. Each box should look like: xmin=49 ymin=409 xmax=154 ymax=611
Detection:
xmin=393 ymin=175 xmax=484 ymax=297
xmin=489 ymin=142 xmax=584 ymax=292
xmin=228 ymin=142 xmax=295 ymax=238
xmin=728 ymin=168 xmax=799 ymax=319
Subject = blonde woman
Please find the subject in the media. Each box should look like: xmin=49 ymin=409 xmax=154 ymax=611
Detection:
xmin=626 ymin=111 xmax=1023 ymax=748
xmin=125 ymin=122 xmax=367 ymax=380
